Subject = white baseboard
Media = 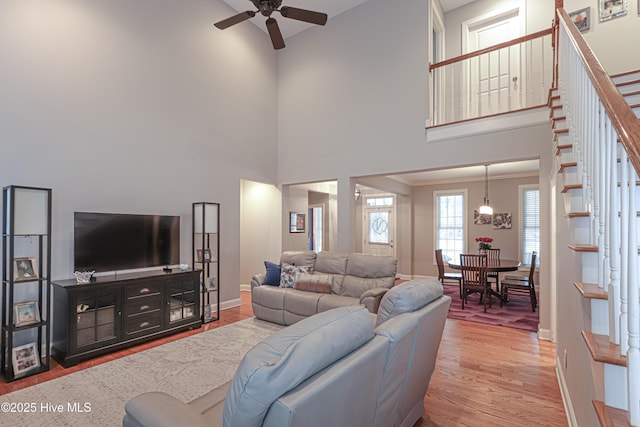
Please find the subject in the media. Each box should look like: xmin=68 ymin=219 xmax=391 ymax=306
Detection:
xmin=219 ymin=297 xmax=241 ymax=311
xmin=538 ymin=327 xmax=555 ymax=342
xmin=240 ymin=283 xmax=251 ymax=292
xmin=397 ymin=274 xmax=439 ymax=281
xmin=556 ymin=358 xmax=578 ymax=427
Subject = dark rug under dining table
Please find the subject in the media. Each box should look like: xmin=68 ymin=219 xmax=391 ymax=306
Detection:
xmin=442 ymin=283 xmax=539 ymax=332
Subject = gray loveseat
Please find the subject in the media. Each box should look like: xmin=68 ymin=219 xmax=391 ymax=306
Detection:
xmin=251 ymin=250 xmax=397 ymax=325
xmin=123 ymin=277 xmax=451 ymax=427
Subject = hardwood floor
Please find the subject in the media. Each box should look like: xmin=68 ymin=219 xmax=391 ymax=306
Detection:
xmin=1 ymin=291 xmax=568 ymax=426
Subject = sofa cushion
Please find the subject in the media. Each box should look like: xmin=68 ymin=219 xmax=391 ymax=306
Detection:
xmin=317 ymin=294 xmax=361 ymax=313
xmin=314 ymin=252 xmax=348 ymax=275
xmin=376 ymin=278 xmax=444 ymax=327
xmin=280 ymin=263 xmax=311 ymax=288
xmin=293 ymin=273 xmax=332 ymax=294
xmin=222 ymin=306 xmax=374 ymax=427
xmin=283 ymin=289 xmax=322 ymax=316
xmin=340 ymin=254 xmax=397 ymax=297
xmin=280 ymin=250 xmax=317 ymax=267
xmin=263 ymin=261 xmax=281 ymax=286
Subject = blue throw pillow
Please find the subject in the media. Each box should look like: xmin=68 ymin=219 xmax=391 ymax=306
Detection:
xmin=263 ymin=261 xmax=281 ymax=286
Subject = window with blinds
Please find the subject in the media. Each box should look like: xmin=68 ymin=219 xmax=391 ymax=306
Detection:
xmin=434 ymin=190 xmax=466 ymax=264
xmin=521 ymin=186 xmax=540 ymax=266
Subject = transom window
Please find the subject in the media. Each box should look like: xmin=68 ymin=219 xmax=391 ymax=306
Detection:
xmin=365 ymin=197 xmax=393 ymax=207
xmin=434 ymin=190 xmax=466 ymax=264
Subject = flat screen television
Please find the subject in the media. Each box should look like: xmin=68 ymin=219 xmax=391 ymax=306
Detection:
xmin=74 ymin=212 xmax=180 ymax=273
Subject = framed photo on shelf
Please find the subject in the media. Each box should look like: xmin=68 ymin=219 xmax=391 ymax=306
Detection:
xmin=14 ymin=301 xmax=40 ymax=327
xmin=205 ymin=276 xmax=218 ymax=291
xmin=289 ymin=212 xmax=305 ymax=233
xmin=196 ymin=249 xmax=212 ymax=263
xmin=203 ymin=304 xmax=215 ymax=322
xmin=12 ymin=342 xmax=40 ymax=376
xmin=13 ymin=257 xmax=38 ymax=281
xmin=568 ymin=7 xmax=591 ymax=32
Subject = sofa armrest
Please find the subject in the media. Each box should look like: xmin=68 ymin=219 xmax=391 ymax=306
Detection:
xmin=359 ymin=287 xmax=390 ymax=313
xmin=251 ymin=273 xmax=266 ymax=291
xmin=124 ymin=392 xmax=211 ymax=427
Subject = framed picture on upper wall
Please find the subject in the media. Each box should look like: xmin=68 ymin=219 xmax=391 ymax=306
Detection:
xmin=569 ymin=7 xmax=591 ymax=32
xmin=492 ymin=213 xmax=512 ymax=229
xmin=289 ymin=212 xmax=305 ymax=233
xmin=473 ymin=209 xmax=492 ymax=225
xmin=599 ymin=0 xmax=627 ymax=22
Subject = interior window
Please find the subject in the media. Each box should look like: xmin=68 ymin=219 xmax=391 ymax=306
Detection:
xmin=434 ymin=190 xmax=466 ymax=263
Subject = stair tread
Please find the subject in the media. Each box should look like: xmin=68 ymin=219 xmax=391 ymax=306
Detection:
xmin=593 ymin=400 xmax=631 ymax=427
xmin=556 ymin=144 xmax=573 ymax=155
xmin=616 ymin=79 xmax=640 ymax=87
xmin=568 ymin=243 xmax=598 ymax=252
xmin=561 ymin=184 xmax=582 ymax=193
xmin=574 ymin=282 xmax=608 ymax=300
xmin=566 ymin=211 xmax=589 ymax=218
xmin=558 ymin=162 xmax=577 ymax=173
xmin=581 ymin=331 xmax=627 ymax=367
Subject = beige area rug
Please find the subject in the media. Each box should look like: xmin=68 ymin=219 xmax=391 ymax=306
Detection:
xmin=1 ymin=318 xmax=283 ymax=427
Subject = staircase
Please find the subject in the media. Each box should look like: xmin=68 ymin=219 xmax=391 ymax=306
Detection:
xmin=554 ymin=9 xmax=640 ymax=426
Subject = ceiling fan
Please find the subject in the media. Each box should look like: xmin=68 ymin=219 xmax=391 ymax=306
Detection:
xmin=214 ymin=0 xmax=328 ymax=50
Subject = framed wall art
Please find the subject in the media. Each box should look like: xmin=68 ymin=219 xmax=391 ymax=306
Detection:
xmin=473 ymin=209 xmax=492 ymax=225
xmin=492 ymin=213 xmax=512 ymax=229
xmin=569 ymin=7 xmax=591 ymax=32
xmin=289 ymin=212 xmax=306 ymax=233
xmin=599 ymin=0 xmax=627 ymax=22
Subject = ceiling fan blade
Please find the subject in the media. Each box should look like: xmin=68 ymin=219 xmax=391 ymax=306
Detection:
xmin=279 ymin=6 xmax=327 ymax=26
xmin=214 ymin=10 xmax=256 ymax=30
xmin=266 ymin=18 xmax=285 ymax=50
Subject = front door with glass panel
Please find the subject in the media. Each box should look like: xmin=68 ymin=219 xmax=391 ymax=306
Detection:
xmin=363 ymin=196 xmax=395 ymax=257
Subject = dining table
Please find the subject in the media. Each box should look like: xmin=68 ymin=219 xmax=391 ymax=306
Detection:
xmin=447 ymin=258 xmax=521 ymax=302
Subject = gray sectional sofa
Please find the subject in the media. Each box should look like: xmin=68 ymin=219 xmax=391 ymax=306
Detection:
xmin=123 ymin=277 xmax=451 ymax=427
xmin=250 ymin=250 xmax=398 ymax=325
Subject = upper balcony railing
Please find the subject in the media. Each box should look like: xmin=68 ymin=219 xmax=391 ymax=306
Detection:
xmin=429 ymin=28 xmax=554 ymax=128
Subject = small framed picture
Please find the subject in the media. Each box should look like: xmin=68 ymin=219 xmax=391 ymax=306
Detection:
xmin=12 ymin=342 xmax=40 ymax=376
xmin=13 ymin=257 xmax=38 ymax=282
xmin=205 ymin=276 xmax=218 ymax=291
xmin=196 ymin=249 xmax=212 ymax=263
xmin=289 ymin=212 xmax=305 ymax=233
xmin=569 ymin=7 xmax=590 ymax=32
xmin=599 ymin=0 xmax=627 ymax=22
xmin=14 ymin=301 xmax=41 ymax=327
xmin=203 ymin=304 xmax=215 ymax=322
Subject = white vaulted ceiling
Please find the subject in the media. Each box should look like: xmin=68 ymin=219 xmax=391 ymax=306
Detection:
xmin=217 ymin=0 xmax=477 ymax=39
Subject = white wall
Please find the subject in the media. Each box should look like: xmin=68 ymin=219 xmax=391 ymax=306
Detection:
xmin=277 ymin=0 xmax=551 ymax=249
xmin=0 ymin=0 xmax=279 ymax=306
xmin=563 ymin=0 xmax=640 ymax=74
xmin=444 ymin=0 xmax=556 ymax=59
xmin=240 ymin=180 xmax=282 ymax=288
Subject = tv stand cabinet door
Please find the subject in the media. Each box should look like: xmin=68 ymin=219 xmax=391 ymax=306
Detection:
xmin=70 ymin=286 xmax=123 ymax=354
xmin=165 ymin=271 xmax=201 ymax=327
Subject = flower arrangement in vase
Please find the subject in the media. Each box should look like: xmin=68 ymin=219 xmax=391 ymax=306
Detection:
xmin=475 ymin=237 xmax=493 ymax=251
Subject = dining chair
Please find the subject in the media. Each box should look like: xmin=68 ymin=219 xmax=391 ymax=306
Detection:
xmin=500 ymin=251 xmax=537 ymax=312
xmin=481 ymin=248 xmax=501 ymax=293
xmin=459 ymin=254 xmax=490 ymax=312
xmin=435 ymin=249 xmax=462 ymax=297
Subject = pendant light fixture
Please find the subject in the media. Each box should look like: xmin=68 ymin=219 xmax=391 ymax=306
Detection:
xmin=479 ymin=164 xmax=493 ymax=215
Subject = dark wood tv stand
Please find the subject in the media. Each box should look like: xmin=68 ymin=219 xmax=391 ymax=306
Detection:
xmin=51 ymin=269 xmax=201 ymax=367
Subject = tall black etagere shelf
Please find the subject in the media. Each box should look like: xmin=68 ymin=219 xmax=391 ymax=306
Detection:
xmin=1 ymin=185 xmax=52 ymax=382
xmin=192 ymin=202 xmax=220 ymax=323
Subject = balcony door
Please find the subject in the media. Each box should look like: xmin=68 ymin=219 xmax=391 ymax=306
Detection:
xmin=463 ymin=4 xmax=524 ymax=118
